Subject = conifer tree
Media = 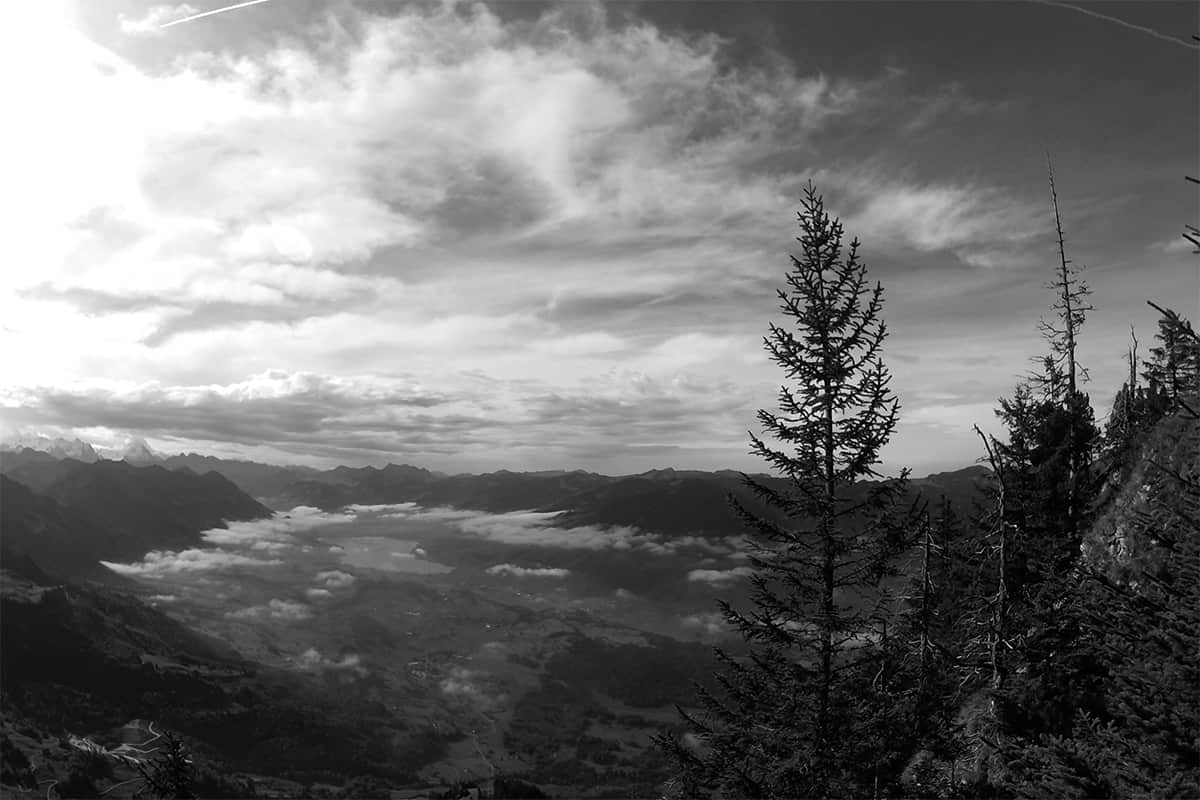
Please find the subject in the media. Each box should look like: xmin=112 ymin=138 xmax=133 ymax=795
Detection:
xmin=657 ymin=183 xmax=913 ymax=799
xmin=961 ymin=165 xmax=1103 ymax=793
xmin=1006 ymin=401 xmax=1200 ymax=798
xmin=1143 ymin=302 xmax=1200 ymax=405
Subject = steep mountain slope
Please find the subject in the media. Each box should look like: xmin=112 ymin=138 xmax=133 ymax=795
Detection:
xmin=0 ymin=476 xmax=130 ymax=584
xmin=0 ymin=569 xmax=447 ymax=787
xmin=0 ymin=456 xmax=272 ymax=560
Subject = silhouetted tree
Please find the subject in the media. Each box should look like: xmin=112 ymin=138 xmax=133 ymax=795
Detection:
xmin=1037 ymin=156 xmax=1096 ymax=549
xmin=657 ymin=182 xmax=913 ymax=798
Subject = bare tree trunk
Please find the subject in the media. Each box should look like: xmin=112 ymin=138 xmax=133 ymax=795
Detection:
xmin=974 ymin=426 xmax=1010 ymax=786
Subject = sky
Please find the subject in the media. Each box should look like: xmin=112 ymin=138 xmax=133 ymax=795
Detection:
xmin=1 ymin=0 xmax=1196 ymax=476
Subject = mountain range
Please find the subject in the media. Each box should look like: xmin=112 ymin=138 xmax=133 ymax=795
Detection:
xmin=2 ymin=441 xmax=990 ymax=545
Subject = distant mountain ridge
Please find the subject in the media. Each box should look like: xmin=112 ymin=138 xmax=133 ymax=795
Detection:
xmin=0 ymin=434 xmax=99 ymax=462
xmin=2 ymin=439 xmax=991 ymax=539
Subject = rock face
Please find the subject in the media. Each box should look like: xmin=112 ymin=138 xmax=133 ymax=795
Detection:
xmin=1085 ymin=408 xmax=1200 ymax=575
xmin=117 ymin=437 xmax=160 ymax=466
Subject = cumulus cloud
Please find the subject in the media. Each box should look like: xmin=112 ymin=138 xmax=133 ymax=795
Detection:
xmin=687 ymin=566 xmax=754 ymax=585
xmin=314 ymin=569 xmax=356 ymax=589
xmin=305 ymin=587 xmax=333 ymax=600
xmin=228 ymin=598 xmax=312 ymax=621
xmin=103 ymin=548 xmax=282 ymax=578
xmin=486 ymin=564 xmax=571 ymax=578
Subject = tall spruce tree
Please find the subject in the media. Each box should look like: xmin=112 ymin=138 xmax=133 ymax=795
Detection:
xmin=657 ymin=183 xmax=913 ymax=799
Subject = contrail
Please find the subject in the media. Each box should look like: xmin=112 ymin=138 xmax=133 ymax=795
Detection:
xmin=161 ymin=0 xmax=273 ymax=29
xmin=1031 ymin=0 xmax=1199 ymax=50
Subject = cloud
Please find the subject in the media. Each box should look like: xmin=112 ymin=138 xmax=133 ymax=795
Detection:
xmin=16 ymin=1 xmax=868 ymax=339
xmin=1 ymin=0 xmax=1072 ymax=477
xmin=314 ymin=569 xmax=356 ymax=589
xmin=103 ymin=548 xmax=282 ymax=578
xmin=295 ymin=647 xmax=366 ymax=675
xmin=194 ymin=506 xmax=355 ymax=555
xmin=682 ymin=611 xmax=729 ymax=636
xmin=305 ymin=587 xmax=333 ymax=600
xmin=118 ymin=4 xmax=199 ymax=36
xmin=399 ymin=505 xmax=743 ymax=561
xmin=686 ymin=566 xmax=754 ymax=585
xmin=440 ymin=667 xmax=486 ymax=698
xmin=485 ymin=564 xmax=571 ymax=578
xmin=451 ymin=509 xmax=644 ymax=550
xmin=228 ymin=598 xmax=312 ymax=621
xmin=1158 ymin=235 xmax=1197 ymax=254
xmin=347 ymin=502 xmax=419 ymax=514
xmin=826 ymin=171 xmax=1045 ymax=267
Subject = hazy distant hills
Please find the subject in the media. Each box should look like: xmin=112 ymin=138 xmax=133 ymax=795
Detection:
xmin=160 ymin=452 xmax=320 ymax=498
xmin=0 ymin=449 xmax=273 ymax=572
xmin=264 ymin=463 xmax=990 ymax=537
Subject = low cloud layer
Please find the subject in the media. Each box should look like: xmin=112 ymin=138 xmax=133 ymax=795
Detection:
xmin=687 ymin=566 xmax=754 ymax=585
xmin=390 ymin=504 xmax=743 ymax=558
xmin=486 ymin=564 xmax=571 ymax=578
xmin=103 ymin=548 xmax=282 ymax=578
xmin=227 ymin=598 xmax=312 ymax=621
